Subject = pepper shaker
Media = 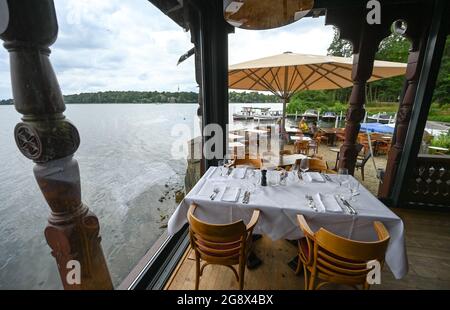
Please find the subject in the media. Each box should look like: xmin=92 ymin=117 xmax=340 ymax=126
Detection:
xmin=261 ymin=169 xmax=267 ymax=186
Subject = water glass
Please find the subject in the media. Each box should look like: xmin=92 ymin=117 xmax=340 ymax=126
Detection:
xmin=268 ymin=170 xmax=280 ymax=186
xmin=349 ymin=179 xmax=360 ymax=201
xmin=300 ymin=158 xmax=309 ymax=175
xmin=337 ymin=168 xmax=349 ymax=187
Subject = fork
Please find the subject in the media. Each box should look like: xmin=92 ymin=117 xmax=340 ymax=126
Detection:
xmin=305 ymin=195 xmax=318 ymax=212
xmin=210 ymin=188 xmax=220 ymax=200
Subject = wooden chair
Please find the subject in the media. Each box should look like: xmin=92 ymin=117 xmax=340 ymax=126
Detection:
xmin=309 ymin=158 xmax=328 ymax=173
xmin=355 ymin=152 xmax=372 ymax=181
xmin=229 ymin=156 xmax=263 ymax=169
xmin=294 ymin=140 xmax=309 ymax=155
xmin=376 ymin=140 xmax=391 ymax=155
xmin=296 ymin=214 xmax=390 ymax=290
xmin=308 ymin=134 xmax=320 ymax=155
xmin=280 ymin=149 xmax=293 ymax=156
xmin=316 ymin=131 xmax=329 ymax=145
xmin=188 ymin=204 xmax=260 ymax=290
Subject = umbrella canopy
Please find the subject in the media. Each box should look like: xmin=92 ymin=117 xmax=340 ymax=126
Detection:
xmin=229 ymin=52 xmax=406 ymax=132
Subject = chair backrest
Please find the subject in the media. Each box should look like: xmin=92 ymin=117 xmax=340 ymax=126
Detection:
xmin=309 ymin=158 xmax=328 ymax=172
xmin=297 ymin=215 xmax=390 ymax=280
xmin=294 ymin=140 xmax=309 ymax=154
xmin=188 ymin=205 xmax=247 ymax=263
xmin=361 ymin=152 xmax=372 ymax=165
xmin=355 ymin=143 xmax=364 ymax=154
xmin=232 ymin=156 xmax=263 ymax=169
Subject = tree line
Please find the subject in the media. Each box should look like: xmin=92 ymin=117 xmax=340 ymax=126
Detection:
xmin=0 ymin=91 xmax=279 ymax=105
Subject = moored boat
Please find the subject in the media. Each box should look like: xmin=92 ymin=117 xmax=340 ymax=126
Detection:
xmin=233 ymin=106 xmax=255 ymax=120
xmin=321 ymin=111 xmax=337 ymax=122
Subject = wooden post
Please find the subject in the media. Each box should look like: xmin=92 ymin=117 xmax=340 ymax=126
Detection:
xmin=326 ymin=7 xmax=388 ymax=175
xmin=0 ymin=0 xmax=113 ymax=289
xmin=188 ymin=0 xmax=233 ymax=169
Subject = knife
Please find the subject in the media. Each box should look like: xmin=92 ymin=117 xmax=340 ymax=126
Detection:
xmin=340 ymin=197 xmax=357 ymax=214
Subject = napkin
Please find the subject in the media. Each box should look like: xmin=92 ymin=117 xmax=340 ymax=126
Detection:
xmin=197 ymin=182 xmax=224 ymax=197
xmin=221 ymin=187 xmax=241 ymax=202
xmin=313 ymin=193 xmax=343 ymax=213
xmin=231 ymin=168 xmax=247 ymax=179
xmin=209 ymin=167 xmax=224 ymax=178
xmin=303 ymin=172 xmax=326 ymax=183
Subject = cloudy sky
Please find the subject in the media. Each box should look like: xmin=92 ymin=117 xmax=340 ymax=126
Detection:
xmin=0 ymin=0 xmax=335 ymax=100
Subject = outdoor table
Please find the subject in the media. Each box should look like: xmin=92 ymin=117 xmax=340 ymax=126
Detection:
xmin=319 ymin=128 xmax=340 ymax=146
xmin=285 ymin=128 xmax=301 ymax=134
xmin=229 ymin=133 xmax=245 ymax=140
xmin=168 ymin=167 xmax=408 ymax=280
xmin=290 ymin=136 xmax=312 ymax=142
xmin=228 ymin=142 xmax=245 ymax=156
xmin=330 ymin=148 xmax=341 ymax=170
xmin=246 ymin=129 xmax=268 ymax=134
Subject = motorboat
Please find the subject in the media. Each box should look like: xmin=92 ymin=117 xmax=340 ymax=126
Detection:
xmin=253 ymin=108 xmax=281 ymax=121
xmin=367 ymin=112 xmax=395 ymax=124
xmin=321 ymin=111 xmax=337 ymax=122
xmin=301 ymin=109 xmax=319 ymax=120
xmin=232 ymin=106 xmax=255 ymax=120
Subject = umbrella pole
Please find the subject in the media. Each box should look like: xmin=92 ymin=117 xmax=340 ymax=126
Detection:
xmin=282 ymin=98 xmax=287 ymax=135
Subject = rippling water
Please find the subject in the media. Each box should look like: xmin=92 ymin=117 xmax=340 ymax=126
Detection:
xmin=1 ymin=103 xmax=291 ymax=289
xmin=0 ymin=104 xmax=202 ymax=289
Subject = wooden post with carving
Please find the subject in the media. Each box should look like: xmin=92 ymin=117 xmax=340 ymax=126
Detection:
xmin=326 ymin=8 xmax=390 ymax=175
xmin=0 ymin=0 xmax=113 ymax=289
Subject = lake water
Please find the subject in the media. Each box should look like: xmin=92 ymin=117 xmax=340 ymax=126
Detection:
xmin=0 ymin=103 xmax=287 ymax=289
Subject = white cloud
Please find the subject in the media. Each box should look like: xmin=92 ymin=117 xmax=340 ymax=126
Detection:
xmin=0 ymin=1 xmax=334 ymax=100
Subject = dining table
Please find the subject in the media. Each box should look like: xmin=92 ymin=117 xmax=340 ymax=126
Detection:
xmin=167 ymin=166 xmax=409 ymax=280
xmin=290 ymin=136 xmax=312 ymax=142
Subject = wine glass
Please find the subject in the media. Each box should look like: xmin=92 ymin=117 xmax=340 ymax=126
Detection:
xmin=300 ymin=158 xmax=309 ymax=176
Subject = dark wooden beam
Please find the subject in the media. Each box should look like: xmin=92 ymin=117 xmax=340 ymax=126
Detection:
xmin=0 ymin=0 xmax=112 ymax=289
xmin=188 ymin=0 xmax=233 ymax=169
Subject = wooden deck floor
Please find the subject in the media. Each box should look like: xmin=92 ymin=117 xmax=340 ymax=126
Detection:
xmin=165 ymin=208 xmax=450 ymax=290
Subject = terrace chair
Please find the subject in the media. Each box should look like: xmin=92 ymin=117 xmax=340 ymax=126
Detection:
xmin=294 ymin=140 xmax=309 ymax=155
xmin=355 ymin=152 xmax=372 ymax=181
xmin=294 ymin=158 xmax=335 ymax=174
xmin=296 ymin=214 xmax=390 ymax=290
xmin=308 ymin=134 xmax=320 ymax=155
xmin=188 ymin=204 xmax=260 ymax=290
xmin=316 ymin=131 xmax=329 ymax=145
xmin=229 ymin=156 xmax=263 ymax=169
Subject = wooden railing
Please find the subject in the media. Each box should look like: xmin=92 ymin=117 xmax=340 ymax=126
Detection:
xmin=401 ymin=155 xmax=450 ymax=207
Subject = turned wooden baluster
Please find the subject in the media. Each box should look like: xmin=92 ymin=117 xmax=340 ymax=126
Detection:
xmin=0 ymin=0 xmax=113 ymax=289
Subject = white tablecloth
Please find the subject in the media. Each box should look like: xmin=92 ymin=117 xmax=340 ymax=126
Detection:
xmin=168 ymin=167 xmax=408 ymax=279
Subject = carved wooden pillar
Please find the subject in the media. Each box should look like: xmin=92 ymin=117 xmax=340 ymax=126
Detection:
xmin=326 ymin=8 xmax=390 ymax=175
xmin=0 ymin=0 xmax=113 ymax=289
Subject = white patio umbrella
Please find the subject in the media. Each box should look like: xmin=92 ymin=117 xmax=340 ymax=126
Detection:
xmin=229 ymin=52 xmax=406 ymax=133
